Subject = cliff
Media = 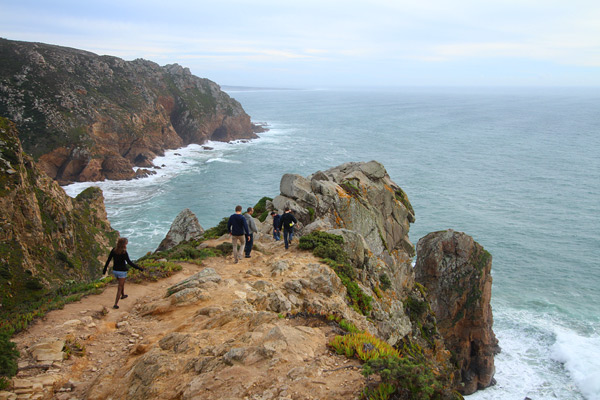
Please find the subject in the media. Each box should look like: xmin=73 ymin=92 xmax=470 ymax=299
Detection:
xmin=0 ymin=38 xmax=262 ymax=184
xmin=3 ymin=161 xmax=496 ymax=399
xmin=415 ymin=230 xmax=499 ymax=395
xmin=0 ymin=117 xmax=118 ymax=330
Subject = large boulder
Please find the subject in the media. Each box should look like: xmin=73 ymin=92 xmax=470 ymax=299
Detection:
xmin=156 ymin=208 xmax=204 ymax=252
xmin=415 ymin=229 xmax=499 ymax=395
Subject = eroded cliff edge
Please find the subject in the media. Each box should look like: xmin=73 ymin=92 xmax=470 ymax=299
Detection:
xmin=0 ymin=117 xmax=118 ymax=326
xmin=0 ymin=38 xmax=262 ymax=183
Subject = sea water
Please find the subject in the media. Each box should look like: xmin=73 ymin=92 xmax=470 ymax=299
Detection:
xmin=64 ymin=87 xmax=600 ymax=400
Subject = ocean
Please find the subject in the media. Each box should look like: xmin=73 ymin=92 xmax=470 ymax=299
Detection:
xmin=64 ymin=87 xmax=600 ymax=400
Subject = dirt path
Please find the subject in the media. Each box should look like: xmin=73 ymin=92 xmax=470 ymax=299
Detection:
xmin=6 ymin=238 xmax=365 ymax=400
xmin=8 ymin=261 xmax=206 ymax=399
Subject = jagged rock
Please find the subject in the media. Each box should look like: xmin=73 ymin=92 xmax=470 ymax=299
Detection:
xmin=415 ymin=229 xmax=498 ymax=395
xmin=156 ymin=208 xmax=204 ymax=252
xmin=0 ymin=38 xmax=262 ymax=183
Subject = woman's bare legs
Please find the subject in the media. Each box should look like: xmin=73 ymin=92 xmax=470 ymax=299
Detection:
xmin=114 ymin=278 xmax=126 ymax=308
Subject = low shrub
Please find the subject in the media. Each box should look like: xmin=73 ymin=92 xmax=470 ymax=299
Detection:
xmin=0 ymin=331 xmax=19 ymax=389
xmin=253 ymin=196 xmax=272 ymax=222
xmin=202 ymin=217 xmax=229 ymax=239
xmin=299 ymin=231 xmax=372 ymax=315
xmin=329 ymin=332 xmax=400 ymax=362
xmin=362 ymin=356 xmax=447 ymax=400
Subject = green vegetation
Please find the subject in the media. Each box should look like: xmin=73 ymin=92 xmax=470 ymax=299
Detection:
xmin=394 ymin=187 xmax=415 ymax=215
xmin=63 ymin=335 xmax=86 ymax=359
xmin=379 ymin=273 xmax=392 ymax=291
xmin=307 ymin=206 xmax=315 ymax=222
xmin=299 ymin=231 xmax=373 ymax=315
xmin=252 ymin=196 xmax=272 ymax=222
xmin=141 ymin=239 xmax=230 ymax=264
xmin=362 ymin=356 xmax=448 ymax=400
xmin=330 ymin=332 xmax=400 ymax=361
xmin=202 ymin=217 xmax=229 ymax=239
xmin=340 ymin=178 xmax=362 ymax=198
xmin=0 ymin=331 xmax=19 ymax=390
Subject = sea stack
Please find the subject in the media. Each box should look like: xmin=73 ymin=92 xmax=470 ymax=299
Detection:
xmin=414 ymin=229 xmax=499 ymax=394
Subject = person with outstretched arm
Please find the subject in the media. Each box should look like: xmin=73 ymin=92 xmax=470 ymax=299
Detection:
xmin=103 ymin=237 xmax=144 ymax=309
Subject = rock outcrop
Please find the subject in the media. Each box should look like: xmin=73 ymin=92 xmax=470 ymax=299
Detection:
xmin=156 ymin=208 xmax=204 ymax=252
xmin=414 ymin=229 xmax=499 ymax=394
xmin=0 ymin=117 xmax=118 ymax=322
xmin=0 ymin=38 xmax=264 ymax=184
xmin=272 ymin=161 xmax=416 ymax=344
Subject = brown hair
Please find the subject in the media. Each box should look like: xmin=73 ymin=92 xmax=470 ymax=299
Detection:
xmin=235 ymin=205 xmax=242 ymax=212
xmin=247 ymin=207 xmax=253 ymax=213
xmin=114 ymin=237 xmax=128 ymax=255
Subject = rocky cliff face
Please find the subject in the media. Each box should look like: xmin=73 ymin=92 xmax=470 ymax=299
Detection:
xmin=415 ymin=229 xmax=499 ymax=395
xmin=272 ymin=161 xmax=416 ymax=345
xmin=0 ymin=117 xmax=118 ymax=323
xmin=0 ymin=38 xmax=262 ymax=184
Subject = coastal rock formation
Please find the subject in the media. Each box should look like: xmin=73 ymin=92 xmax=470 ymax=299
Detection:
xmin=272 ymin=161 xmax=416 ymax=344
xmin=156 ymin=208 xmax=204 ymax=252
xmin=0 ymin=38 xmax=264 ymax=184
xmin=0 ymin=117 xmax=118 ymax=321
xmin=414 ymin=229 xmax=498 ymax=394
xmin=3 ymin=161 xmax=497 ymax=399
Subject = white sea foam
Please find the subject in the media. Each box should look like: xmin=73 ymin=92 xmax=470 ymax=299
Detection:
xmin=467 ymin=307 xmax=588 ymax=400
xmin=551 ymin=329 xmax=600 ymax=400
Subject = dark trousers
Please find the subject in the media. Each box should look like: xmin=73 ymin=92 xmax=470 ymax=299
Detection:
xmin=283 ymin=229 xmax=294 ymax=249
xmin=244 ymin=233 xmax=254 ymax=256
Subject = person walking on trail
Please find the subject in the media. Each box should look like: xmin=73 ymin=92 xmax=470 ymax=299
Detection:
xmin=103 ymin=237 xmax=144 ymax=309
xmin=278 ymin=207 xmax=298 ymax=250
xmin=271 ymin=211 xmax=281 ymax=241
xmin=228 ymin=205 xmax=250 ymax=263
xmin=244 ymin=207 xmax=259 ymax=258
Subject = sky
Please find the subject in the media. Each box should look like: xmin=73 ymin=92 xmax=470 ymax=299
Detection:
xmin=1 ymin=0 xmax=599 ymax=88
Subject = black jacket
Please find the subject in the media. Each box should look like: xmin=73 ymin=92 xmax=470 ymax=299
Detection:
xmin=103 ymin=249 xmax=142 ymax=274
xmin=279 ymin=212 xmax=298 ymax=231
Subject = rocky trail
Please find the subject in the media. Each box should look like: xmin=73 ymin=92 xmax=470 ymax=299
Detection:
xmin=4 ymin=237 xmax=365 ymax=400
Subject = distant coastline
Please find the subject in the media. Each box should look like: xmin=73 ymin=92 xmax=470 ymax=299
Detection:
xmin=221 ymin=85 xmax=300 ymax=92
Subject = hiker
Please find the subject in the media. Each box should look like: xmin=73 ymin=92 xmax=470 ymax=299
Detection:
xmin=244 ymin=207 xmax=259 ymax=258
xmin=227 ymin=205 xmax=250 ymax=263
xmin=271 ymin=211 xmax=281 ymax=241
xmin=103 ymin=237 xmax=144 ymax=309
xmin=278 ymin=207 xmax=298 ymax=250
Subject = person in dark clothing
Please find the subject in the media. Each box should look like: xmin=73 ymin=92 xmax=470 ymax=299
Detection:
xmin=278 ymin=207 xmax=298 ymax=250
xmin=227 ymin=205 xmax=250 ymax=263
xmin=271 ymin=211 xmax=281 ymax=241
xmin=103 ymin=237 xmax=144 ymax=309
xmin=244 ymin=207 xmax=259 ymax=258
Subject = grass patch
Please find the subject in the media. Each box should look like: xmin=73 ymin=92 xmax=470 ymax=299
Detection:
xmin=299 ymin=231 xmax=373 ymax=315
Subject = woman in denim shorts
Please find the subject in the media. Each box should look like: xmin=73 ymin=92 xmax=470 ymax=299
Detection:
xmin=103 ymin=237 xmax=144 ymax=309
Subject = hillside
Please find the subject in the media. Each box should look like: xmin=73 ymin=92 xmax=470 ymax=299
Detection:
xmin=0 ymin=117 xmax=118 ymax=333
xmin=0 ymin=38 xmax=263 ymax=184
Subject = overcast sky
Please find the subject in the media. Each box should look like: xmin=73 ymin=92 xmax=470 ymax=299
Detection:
xmin=1 ymin=0 xmax=599 ymax=88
